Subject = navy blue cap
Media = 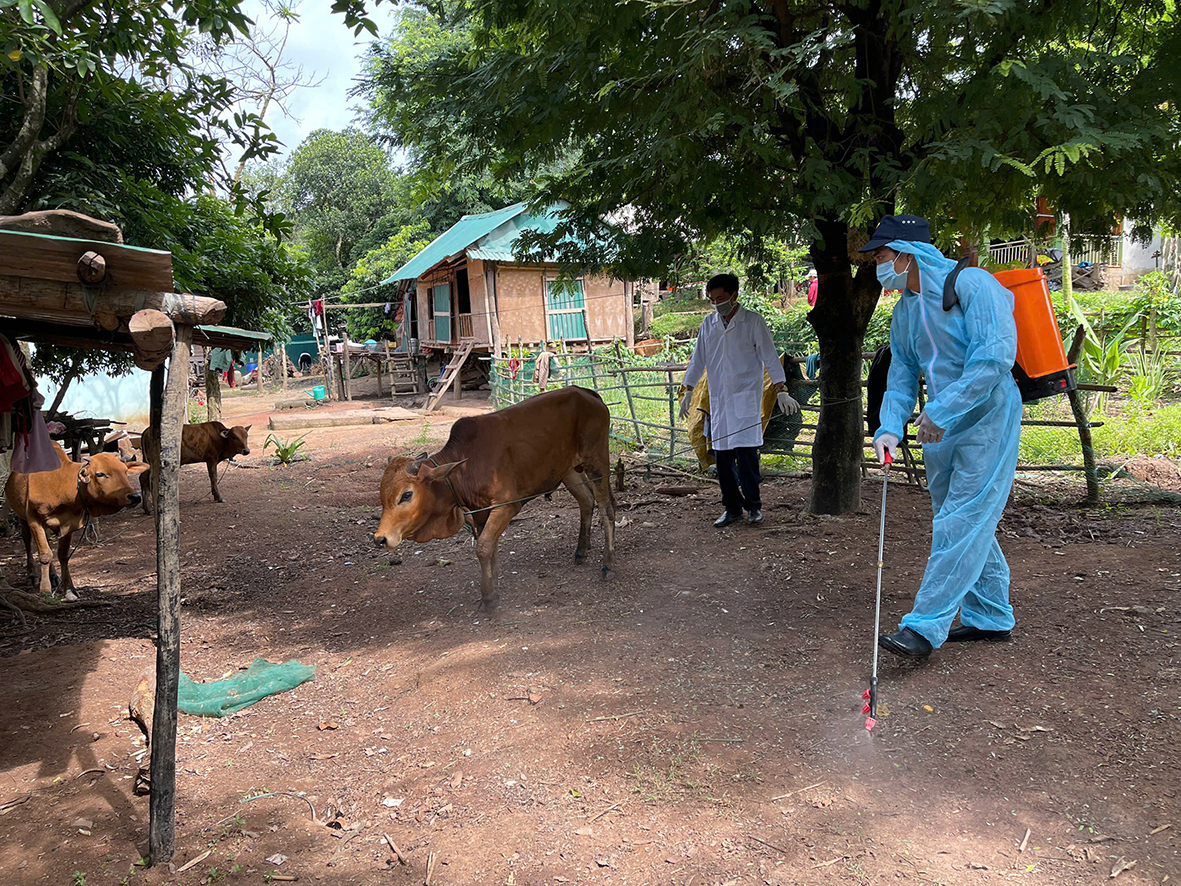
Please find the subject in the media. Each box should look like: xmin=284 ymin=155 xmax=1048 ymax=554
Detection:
xmin=859 ymin=214 xmax=932 ymax=251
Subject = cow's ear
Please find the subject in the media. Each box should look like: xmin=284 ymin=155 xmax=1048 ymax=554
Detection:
xmin=244 ymin=425 xmax=251 ymax=433
xmin=127 ymin=463 xmax=151 ymax=476
xmin=405 ymin=452 xmax=430 ymax=476
xmin=420 ymin=459 xmax=466 ymax=482
xmin=78 ymin=457 xmax=92 ymax=483
xmin=220 ymin=428 xmax=231 ymax=438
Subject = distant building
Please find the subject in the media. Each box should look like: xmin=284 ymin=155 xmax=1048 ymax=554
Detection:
xmin=383 ymin=203 xmax=647 ymax=358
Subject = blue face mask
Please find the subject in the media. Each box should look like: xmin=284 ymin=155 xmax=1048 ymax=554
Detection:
xmin=876 ymin=255 xmax=912 ymax=291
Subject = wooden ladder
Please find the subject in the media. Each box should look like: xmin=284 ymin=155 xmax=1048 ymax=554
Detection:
xmin=425 ymin=341 xmax=475 ymax=412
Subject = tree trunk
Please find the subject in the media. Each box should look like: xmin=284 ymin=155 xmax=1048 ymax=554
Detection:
xmin=204 ymin=367 xmax=222 ymax=421
xmin=806 ymin=219 xmax=881 ymax=515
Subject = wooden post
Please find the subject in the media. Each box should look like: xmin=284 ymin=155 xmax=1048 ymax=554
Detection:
xmin=280 ymin=344 xmax=288 ymax=391
xmin=615 ymin=343 xmax=644 ymax=445
xmin=148 ymin=323 xmax=192 ymax=865
xmin=588 ymin=348 xmax=600 ymax=393
xmin=666 ymin=368 xmax=676 ymax=458
xmin=453 ymin=349 xmax=462 ymax=401
xmin=256 ymin=346 xmax=264 ymax=394
xmin=204 ymin=367 xmax=222 ymax=421
xmin=1067 ymin=325 xmax=1100 ymax=503
xmin=342 ymin=328 xmax=352 ymax=401
xmin=380 ymin=341 xmax=390 ymax=398
xmin=323 ymin=339 xmax=336 ymax=400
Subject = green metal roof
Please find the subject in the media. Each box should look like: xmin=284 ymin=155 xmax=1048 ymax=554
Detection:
xmin=382 ymin=203 xmax=585 ymax=283
xmin=193 ymin=324 xmax=273 ymax=351
xmin=382 ymin=203 xmax=529 ymax=283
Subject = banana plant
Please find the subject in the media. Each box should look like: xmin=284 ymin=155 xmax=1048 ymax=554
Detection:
xmin=1066 ymin=294 xmax=1140 ymax=413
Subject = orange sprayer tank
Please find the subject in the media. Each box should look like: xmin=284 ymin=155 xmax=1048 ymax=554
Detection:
xmin=992 ymin=267 xmax=1076 ymax=402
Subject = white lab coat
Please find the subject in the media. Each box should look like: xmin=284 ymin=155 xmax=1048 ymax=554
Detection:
xmin=683 ymin=306 xmax=785 ymax=450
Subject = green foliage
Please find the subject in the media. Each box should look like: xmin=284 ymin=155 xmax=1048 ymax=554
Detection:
xmin=339 ymin=220 xmax=433 ymax=341
xmin=280 ymin=129 xmax=399 ymax=280
xmin=264 ymin=433 xmax=308 ymax=465
xmin=650 ymin=311 xmax=708 ymax=340
xmin=1067 ymin=292 xmax=1140 ymax=411
xmin=0 ymin=0 xmax=265 ymax=215
xmin=361 ymin=1 xmax=1181 ymax=274
xmin=1125 ymin=348 xmax=1178 ymax=411
xmin=1093 ymin=404 xmax=1181 ymax=460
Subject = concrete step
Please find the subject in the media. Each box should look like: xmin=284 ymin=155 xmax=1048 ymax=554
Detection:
xmin=268 ymin=406 xmax=421 ymax=430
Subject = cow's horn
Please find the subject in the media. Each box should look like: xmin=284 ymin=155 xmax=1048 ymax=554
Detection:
xmin=406 ymin=452 xmax=429 ymax=476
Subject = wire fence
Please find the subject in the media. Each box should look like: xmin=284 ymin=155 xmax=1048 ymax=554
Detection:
xmin=488 ymin=347 xmax=894 ymax=479
xmin=487 ymin=345 xmax=1127 ymax=495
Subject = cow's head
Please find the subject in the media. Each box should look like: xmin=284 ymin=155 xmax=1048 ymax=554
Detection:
xmin=222 ymin=425 xmax=251 ymax=457
xmin=78 ymin=452 xmax=149 ymax=511
xmin=374 ymin=453 xmax=466 ymax=549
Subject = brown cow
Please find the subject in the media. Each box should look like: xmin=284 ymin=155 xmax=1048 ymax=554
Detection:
xmin=4 ymin=443 xmax=149 ymax=597
xmin=374 ymin=386 xmax=616 ymax=610
xmin=138 ymin=421 xmax=251 ymax=514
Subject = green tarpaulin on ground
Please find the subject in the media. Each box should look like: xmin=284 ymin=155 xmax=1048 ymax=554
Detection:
xmin=178 ymin=658 xmax=316 ymax=717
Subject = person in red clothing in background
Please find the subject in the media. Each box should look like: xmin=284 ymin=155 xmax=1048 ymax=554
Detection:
xmin=806 ymin=269 xmax=819 ymax=307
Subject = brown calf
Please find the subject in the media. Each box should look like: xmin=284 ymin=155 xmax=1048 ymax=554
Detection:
xmin=5 ymin=443 xmax=149 ymax=597
xmin=138 ymin=421 xmax=250 ymax=513
xmin=374 ymin=386 xmax=616 ymax=610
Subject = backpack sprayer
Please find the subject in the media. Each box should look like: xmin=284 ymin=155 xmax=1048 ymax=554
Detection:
xmin=943 ymin=260 xmax=1076 ymax=402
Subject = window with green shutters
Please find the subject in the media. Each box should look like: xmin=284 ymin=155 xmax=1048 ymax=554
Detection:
xmin=545 ymin=278 xmax=588 ymax=341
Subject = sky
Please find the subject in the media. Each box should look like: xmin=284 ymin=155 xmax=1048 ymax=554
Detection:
xmin=245 ymin=0 xmax=401 ymax=161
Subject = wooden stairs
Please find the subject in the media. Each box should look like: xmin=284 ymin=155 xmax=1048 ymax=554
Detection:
xmin=425 ymin=341 xmax=475 ymax=412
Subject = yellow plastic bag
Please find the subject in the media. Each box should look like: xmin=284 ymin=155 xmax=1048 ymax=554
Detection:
xmin=685 ymin=365 xmax=782 ymax=470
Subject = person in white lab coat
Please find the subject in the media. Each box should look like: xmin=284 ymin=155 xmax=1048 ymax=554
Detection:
xmin=681 ymin=273 xmax=800 ymax=527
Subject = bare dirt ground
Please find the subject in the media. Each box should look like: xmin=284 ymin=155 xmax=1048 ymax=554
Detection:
xmin=1 ymin=379 xmax=1179 ymax=886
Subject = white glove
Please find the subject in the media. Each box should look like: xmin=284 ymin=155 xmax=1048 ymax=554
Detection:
xmin=776 ymin=390 xmax=800 ymax=416
xmin=678 ymin=389 xmax=692 ymax=421
xmin=874 ymin=433 xmax=899 ymax=465
xmin=915 ymin=411 xmax=945 ymax=445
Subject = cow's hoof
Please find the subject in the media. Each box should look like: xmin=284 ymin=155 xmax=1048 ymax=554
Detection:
xmin=477 ymin=595 xmax=499 ymax=613
xmin=63 ymin=590 xmax=79 ymax=603
xmin=574 ymin=552 xmax=587 ymax=565
xmin=601 ymin=565 xmax=612 ymax=580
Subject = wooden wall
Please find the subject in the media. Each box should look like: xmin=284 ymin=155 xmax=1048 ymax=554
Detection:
xmin=493 ymin=265 xmax=632 ymax=347
xmin=410 ymin=259 xmax=637 ymax=351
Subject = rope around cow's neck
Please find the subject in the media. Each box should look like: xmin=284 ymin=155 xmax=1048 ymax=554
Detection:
xmin=423 ymin=455 xmax=597 ymax=540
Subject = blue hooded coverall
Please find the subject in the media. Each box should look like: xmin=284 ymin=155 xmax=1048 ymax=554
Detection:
xmin=873 ymin=241 xmax=1022 ymax=647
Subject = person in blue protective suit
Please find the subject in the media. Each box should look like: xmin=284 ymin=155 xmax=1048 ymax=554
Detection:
xmin=862 ymin=215 xmax=1023 ymax=659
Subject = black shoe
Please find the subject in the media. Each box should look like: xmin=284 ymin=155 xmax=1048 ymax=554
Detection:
xmin=878 ymin=627 xmax=933 ymax=659
xmin=946 ymin=624 xmax=1012 ymax=643
xmin=714 ymin=511 xmax=743 ymax=528
xmin=746 ymin=509 xmax=763 ymax=525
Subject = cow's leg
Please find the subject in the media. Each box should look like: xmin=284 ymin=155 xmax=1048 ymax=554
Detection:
xmin=207 ymin=459 xmax=224 ymax=502
xmin=474 ymin=505 xmax=519 ymax=611
xmin=57 ymin=533 xmax=78 ymax=600
xmin=585 ymin=448 xmax=616 ymax=580
xmin=563 ymin=469 xmax=596 ymax=565
xmin=140 ymin=466 xmax=153 ymax=514
xmin=19 ymin=519 xmax=37 ymax=587
xmin=26 ymin=521 xmax=55 ymax=593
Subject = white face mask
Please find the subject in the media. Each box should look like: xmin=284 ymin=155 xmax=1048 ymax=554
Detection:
xmin=714 ymin=298 xmax=737 ymax=316
xmin=876 ymin=255 xmax=912 ymax=291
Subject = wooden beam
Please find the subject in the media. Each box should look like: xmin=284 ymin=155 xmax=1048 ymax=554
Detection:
xmin=1 ymin=316 xmax=137 ymax=351
xmin=0 ymin=276 xmax=225 ymax=328
xmin=149 ymin=324 xmax=192 ymax=865
xmin=0 ymin=229 xmax=172 ymax=290
xmin=129 ymin=309 xmax=175 ymax=370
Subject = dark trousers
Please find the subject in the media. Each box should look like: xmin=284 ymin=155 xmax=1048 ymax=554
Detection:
xmin=716 ymin=446 xmax=761 ymax=515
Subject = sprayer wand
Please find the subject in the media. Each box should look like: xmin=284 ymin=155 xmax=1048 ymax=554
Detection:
xmin=862 ymin=450 xmax=892 ymax=730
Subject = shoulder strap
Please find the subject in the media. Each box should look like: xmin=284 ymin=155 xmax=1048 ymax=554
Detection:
xmin=942 ymin=256 xmax=972 ymax=312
